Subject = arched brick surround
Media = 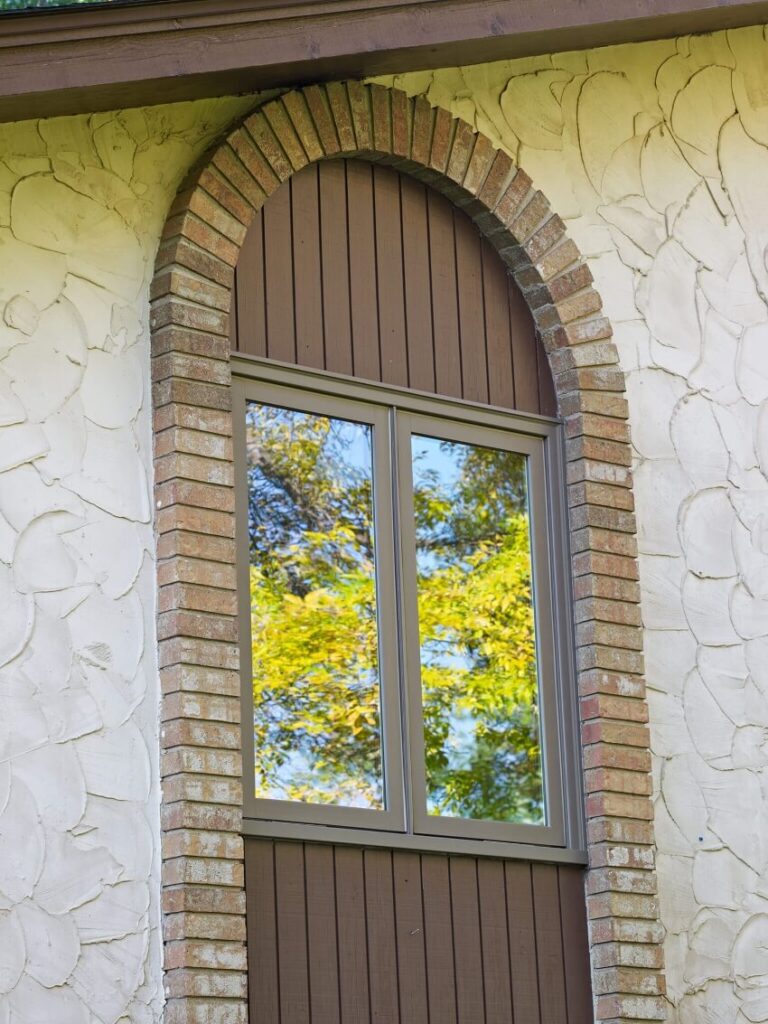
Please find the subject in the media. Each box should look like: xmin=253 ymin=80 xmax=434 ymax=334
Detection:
xmin=151 ymin=81 xmax=666 ymax=1024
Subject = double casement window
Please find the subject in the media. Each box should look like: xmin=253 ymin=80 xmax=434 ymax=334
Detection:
xmin=233 ymin=359 xmax=583 ymax=857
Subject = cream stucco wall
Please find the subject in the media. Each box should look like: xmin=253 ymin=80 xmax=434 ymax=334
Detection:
xmin=376 ymin=24 xmax=768 ymax=1024
xmin=2 ymin=22 xmax=768 ymax=1024
xmin=0 ymin=97 xmax=254 ymax=1022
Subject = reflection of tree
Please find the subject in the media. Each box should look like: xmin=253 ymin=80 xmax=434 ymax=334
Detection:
xmin=247 ymin=404 xmax=542 ymax=824
xmin=247 ymin=404 xmax=382 ymax=807
xmin=413 ymin=441 xmax=541 ymax=824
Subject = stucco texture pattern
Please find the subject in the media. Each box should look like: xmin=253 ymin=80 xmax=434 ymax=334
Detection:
xmin=0 ymin=96 xmax=253 ymax=1023
xmin=376 ymin=23 xmax=768 ymax=1024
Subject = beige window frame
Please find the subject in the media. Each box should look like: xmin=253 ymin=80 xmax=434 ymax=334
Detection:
xmin=233 ymin=355 xmax=585 ymax=864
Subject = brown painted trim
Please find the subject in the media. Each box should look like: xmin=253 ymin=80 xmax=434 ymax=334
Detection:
xmin=151 ymin=81 xmax=665 ymax=1024
xmin=2 ymin=0 xmax=768 ymax=123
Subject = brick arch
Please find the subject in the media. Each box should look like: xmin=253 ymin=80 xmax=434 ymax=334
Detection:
xmin=151 ymin=81 xmax=665 ymax=1024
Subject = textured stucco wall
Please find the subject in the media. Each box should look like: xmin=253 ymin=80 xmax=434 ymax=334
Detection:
xmin=2 ymin=22 xmax=768 ymax=1024
xmin=0 ymin=97 xmax=253 ymax=1023
xmin=376 ymin=23 xmax=768 ymax=1024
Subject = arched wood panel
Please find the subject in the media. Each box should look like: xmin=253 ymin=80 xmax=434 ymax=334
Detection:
xmin=233 ymin=158 xmax=590 ymax=1024
xmin=230 ymin=159 xmax=557 ymax=417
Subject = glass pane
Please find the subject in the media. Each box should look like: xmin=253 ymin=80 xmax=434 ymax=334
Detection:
xmin=411 ymin=434 xmax=544 ymax=825
xmin=246 ymin=400 xmax=384 ymax=809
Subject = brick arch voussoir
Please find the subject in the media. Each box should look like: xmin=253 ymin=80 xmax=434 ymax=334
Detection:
xmin=150 ymin=79 xmax=666 ymax=1024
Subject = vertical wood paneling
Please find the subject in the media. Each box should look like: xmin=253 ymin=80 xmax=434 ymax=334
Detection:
xmin=427 ymin=189 xmax=463 ymax=401
xmin=246 ymin=840 xmax=590 ymax=1024
xmin=364 ymin=848 xmax=400 ymax=1023
xmin=235 ymin=207 xmax=266 ymax=356
xmin=392 ymin=851 xmax=429 ymax=1024
xmin=449 ymin=857 xmax=485 ymax=1024
xmin=454 ymin=213 xmax=489 ymax=405
xmin=230 ymin=159 xmax=555 ymax=415
xmin=401 ymin=178 xmax=435 ymax=393
xmin=291 ymin=165 xmax=325 ymax=371
xmin=373 ymin=164 xmax=408 ymax=388
xmin=477 ymin=858 xmax=513 ymax=1024
xmin=347 ymin=160 xmax=381 ymax=382
xmin=274 ymin=841 xmax=310 ymax=1022
xmin=319 ymin=159 xmax=353 ymax=375
xmin=421 ymin=853 xmax=458 ymax=1024
xmin=334 ymin=845 xmax=371 ymax=1023
xmin=559 ymin=867 xmax=594 ymax=1024
xmin=305 ymin=842 xmax=341 ymax=1024
xmin=508 ymin=275 xmax=540 ymax=413
xmin=504 ymin=860 xmax=542 ymax=1022
xmin=532 ymin=863 xmax=569 ymax=1023
xmin=245 ymin=839 xmax=280 ymax=1024
xmin=262 ymin=182 xmax=295 ymax=362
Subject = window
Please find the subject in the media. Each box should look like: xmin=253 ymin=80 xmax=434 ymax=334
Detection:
xmin=234 ymin=359 xmax=583 ymax=856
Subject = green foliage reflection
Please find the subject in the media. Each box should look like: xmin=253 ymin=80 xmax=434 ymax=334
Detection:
xmin=247 ymin=403 xmax=543 ymax=824
xmin=247 ymin=402 xmax=383 ymax=808
xmin=413 ymin=436 xmax=543 ymax=824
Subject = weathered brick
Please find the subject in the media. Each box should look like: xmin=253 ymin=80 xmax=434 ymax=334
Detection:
xmin=158 ymin=556 xmax=237 ymax=591
xmin=578 ymin=645 xmax=645 ymax=675
xmin=156 ymin=504 xmax=235 ymax=537
xmin=156 ymin=480 xmax=235 ymax=515
xmin=303 ymin=84 xmax=340 ymax=155
xmin=263 ymin=99 xmax=309 ymax=171
xmin=347 ymin=79 xmax=373 ymax=151
xmin=576 ymin=620 xmax=643 ymax=653
xmin=212 ymin=144 xmax=268 ymax=212
xmin=157 ymin=236 xmax=235 ymax=291
xmin=588 ymin=890 xmax=659 ymax=922
xmin=244 ymin=111 xmax=293 ymax=180
xmin=153 ymin=377 xmax=231 ymax=414
xmin=579 ymin=670 xmax=646 ymax=699
xmin=164 ymin=996 xmax=248 ymax=1024
xmin=163 ymin=690 xmax=240 ymax=725
xmin=164 ymin=213 xmax=241 ymax=267
xmin=391 ymin=88 xmax=411 ymax=159
xmin=592 ymin=942 xmax=664 ymax=970
xmin=411 ymin=94 xmax=433 ymax=166
xmin=228 ymin=129 xmax=281 ymax=196
xmin=569 ymin=479 xmax=635 ymax=512
xmin=164 ymin=939 xmax=247 ymax=972
xmin=162 ymin=801 xmax=242 ymax=835
xmin=162 ymin=746 xmax=242 ymax=779
xmin=326 ymin=81 xmax=356 ymax=151
xmin=494 ymin=170 xmax=533 ymax=226
xmin=586 ymin=768 xmax=652 ymax=798
xmin=446 ymin=119 xmax=475 ymax=184
xmin=429 ymin=106 xmax=453 ymax=172
xmin=159 ymin=636 xmax=238 ymax=671
xmin=159 ymin=583 xmax=238 ymax=617
xmin=581 ymin=693 xmax=649 ymax=724
xmin=582 ymin=720 xmax=651 ymax=750
xmin=536 ymin=238 xmax=581 ymax=281
xmin=151 ymin=297 xmax=229 ymax=338
xmin=157 ymin=531 xmax=236 ymax=565
xmin=569 ymin=504 xmax=637 ymax=536
xmin=152 ymin=268 xmax=232 ymax=313
xmin=162 ymin=829 xmax=244 ymax=861
xmin=282 ymin=90 xmax=324 ymax=162
xmin=165 ymin=912 xmax=247 ymax=943
xmin=163 ymin=886 xmax=246 ymax=915
xmin=163 ymin=718 xmax=241 ymax=751
xmin=197 ymin=168 xmax=253 ymax=228
xmin=582 ymin=744 xmax=652 ymax=774
xmin=154 ymin=403 xmax=232 ymax=436
xmin=586 ymin=792 xmax=654 ymax=822
xmin=574 ymin=597 xmax=642 ymax=628
xmin=164 ymin=967 xmax=248 ymax=1000
xmin=162 ymin=773 xmax=242 ymax=806
xmin=593 ymin=967 xmax=665 ymax=996
xmin=157 ymin=608 xmax=237 ymax=644
xmin=477 ymin=148 xmax=516 ymax=209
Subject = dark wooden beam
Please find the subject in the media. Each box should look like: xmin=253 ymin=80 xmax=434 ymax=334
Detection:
xmin=1 ymin=0 xmax=767 ymax=123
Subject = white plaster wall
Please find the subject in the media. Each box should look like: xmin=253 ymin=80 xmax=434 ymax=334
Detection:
xmin=0 ymin=97 xmax=253 ymax=1023
xmin=378 ymin=23 xmax=768 ymax=1023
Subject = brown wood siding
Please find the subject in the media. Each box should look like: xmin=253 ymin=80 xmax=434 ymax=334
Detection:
xmin=236 ymin=158 xmax=589 ymax=1024
xmin=245 ymin=838 xmax=592 ymax=1024
xmin=230 ymin=159 xmax=557 ymax=417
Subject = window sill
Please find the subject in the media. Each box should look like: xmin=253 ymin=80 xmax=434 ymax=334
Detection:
xmin=242 ymin=816 xmax=588 ymax=865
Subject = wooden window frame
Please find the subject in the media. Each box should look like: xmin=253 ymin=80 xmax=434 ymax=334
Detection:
xmin=233 ymin=353 xmax=585 ymax=862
